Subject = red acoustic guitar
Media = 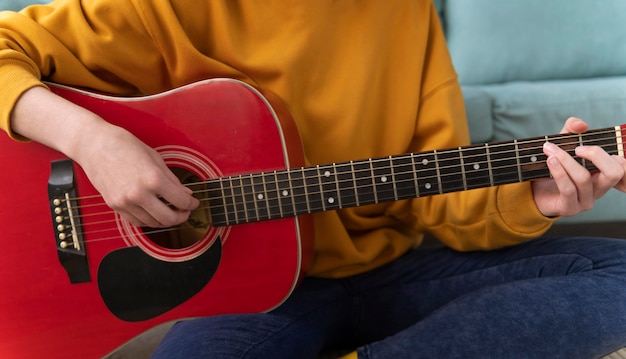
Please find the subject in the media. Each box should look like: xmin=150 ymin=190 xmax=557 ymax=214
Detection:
xmin=0 ymin=79 xmax=624 ymax=358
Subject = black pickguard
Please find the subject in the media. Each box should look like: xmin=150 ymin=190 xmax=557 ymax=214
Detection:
xmin=97 ymin=239 xmax=222 ymax=322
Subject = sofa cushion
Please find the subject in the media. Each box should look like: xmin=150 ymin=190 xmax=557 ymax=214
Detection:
xmin=444 ymin=0 xmax=626 ymax=85
xmin=460 ymin=86 xmax=493 ymax=143
xmin=483 ymin=76 xmax=626 ymax=142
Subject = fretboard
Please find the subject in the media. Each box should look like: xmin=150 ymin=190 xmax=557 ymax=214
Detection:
xmin=203 ymin=126 xmax=625 ymax=226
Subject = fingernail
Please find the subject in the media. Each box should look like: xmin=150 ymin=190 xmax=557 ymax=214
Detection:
xmin=543 ymin=141 xmax=558 ymax=155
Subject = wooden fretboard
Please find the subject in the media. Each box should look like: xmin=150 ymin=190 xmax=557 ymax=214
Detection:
xmin=203 ymin=125 xmax=626 ymax=226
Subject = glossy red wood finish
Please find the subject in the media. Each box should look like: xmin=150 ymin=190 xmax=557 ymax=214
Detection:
xmin=0 ymin=79 xmax=312 ymax=358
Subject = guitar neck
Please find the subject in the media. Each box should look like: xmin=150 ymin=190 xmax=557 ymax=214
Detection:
xmin=205 ymin=125 xmax=626 ymax=226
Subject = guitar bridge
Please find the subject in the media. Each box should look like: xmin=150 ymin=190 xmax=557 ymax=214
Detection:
xmin=48 ymin=159 xmax=91 ymax=283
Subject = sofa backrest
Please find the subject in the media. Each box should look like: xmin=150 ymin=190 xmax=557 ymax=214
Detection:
xmin=440 ymin=0 xmax=626 ymax=85
xmin=0 ymin=0 xmax=47 ymax=11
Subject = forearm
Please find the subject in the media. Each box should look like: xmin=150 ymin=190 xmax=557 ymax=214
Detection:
xmin=11 ymin=86 xmax=198 ymax=228
xmin=10 ymin=86 xmax=116 ymax=163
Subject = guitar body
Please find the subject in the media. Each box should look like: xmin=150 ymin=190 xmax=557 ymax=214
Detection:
xmin=0 ymin=79 xmax=313 ymax=358
xmin=2 ymin=77 xmax=624 ymax=359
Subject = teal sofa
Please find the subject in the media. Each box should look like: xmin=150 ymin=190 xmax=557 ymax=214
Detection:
xmin=0 ymin=0 xmax=43 ymax=10
xmin=435 ymin=0 xmax=626 ymax=228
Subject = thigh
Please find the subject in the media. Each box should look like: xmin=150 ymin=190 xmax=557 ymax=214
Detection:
xmin=348 ymin=236 xmax=626 ymax=345
xmin=350 ymin=236 xmax=626 ymax=358
xmin=150 ymin=275 xmax=355 ymax=359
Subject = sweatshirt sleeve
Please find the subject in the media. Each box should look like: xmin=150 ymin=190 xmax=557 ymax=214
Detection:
xmin=0 ymin=0 xmax=161 ymax=139
xmin=385 ymin=6 xmax=556 ymax=251
xmin=388 ymin=80 xmax=557 ymax=251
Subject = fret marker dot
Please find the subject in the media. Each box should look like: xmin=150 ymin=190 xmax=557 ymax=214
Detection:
xmin=328 ymin=197 xmax=335 ymax=204
xmin=473 ymin=163 xmax=480 ymax=170
xmin=282 ymin=190 xmax=289 ymax=196
xmin=381 ymin=176 xmax=388 ymax=183
xmin=422 ymin=159 xmax=429 ymax=166
xmin=257 ymin=194 xmax=264 ymax=200
xmin=425 ymin=183 xmax=432 ymax=189
xmin=531 ymin=156 xmax=538 ymax=163
xmin=324 ymin=171 xmax=331 ymax=177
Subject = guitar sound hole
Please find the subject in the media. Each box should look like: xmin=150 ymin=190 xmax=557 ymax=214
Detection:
xmin=143 ymin=167 xmax=211 ymax=249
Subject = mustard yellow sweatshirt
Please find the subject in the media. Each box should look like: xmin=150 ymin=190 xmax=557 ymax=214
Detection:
xmin=0 ymin=0 xmax=554 ymax=277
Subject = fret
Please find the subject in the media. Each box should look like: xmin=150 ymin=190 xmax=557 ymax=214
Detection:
xmin=225 ymin=176 xmax=243 ymax=224
xmin=547 ymin=133 xmax=577 ymax=159
xmin=409 ymin=154 xmax=421 ymax=198
xmin=262 ymin=171 xmax=281 ymax=219
xmin=289 ymin=168 xmax=308 ymax=215
xmin=580 ymin=128 xmax=621 ymax=171
xmin=368 ymin=159 xmax=379 ymax=204
xmin=389 ymin=157 xmax=399 ymax=201
xmin=220 ymin=178 xmax=237 ymax=225
xmin=488 ymin=141 xmax=520 ymax=185
xmin=276 ymin=170 xmax=296 ymax=217
xmin=414 ymin=151 xmax=440 ymax=196
xmin=616 ymin=126 xmax=625 ymax=158
xmin=205 ymin=179 xmax=228 ymax=226
xmin=462 ymin=145 xmax=492 ymax=190
xmin=518 ymin=137 xmax=549 ymax=181
xmin=514 ymin=140 xmax=522 ymax=182
xmin=251 ymin=173 xmax=270 ymax=221
xmin=371 ymin=157 xmax=395 ymax=203
xmin=578 ymin=133 xmax=586 ymax=169
xmin=336 ymin=161 xmax=358 ymax=208
xmin=585 ymin=127 xmax=619 ymax=159
xmin=225 ymin=177 xmax=239 ymax=223
xmin=303 ymin=166 xmax=324 ymax=213
xmin=458 ymin=147 xmax=468 ymax=191
xmin=485 ymin=143 xmax=494 ymax=186
xmin=352 ymin=160 xmax=376 ymax=206
xmin=318 ymin=164 xmax=341 ymax=211
xmin=239 ymin=175 xmax=256 ymax=222
xmin=434 ymin=150 xmax=443 ymax=194
xmin=392 ymin=155 xmax=418 ymax=200
xmin=435 ymin=148 xmax=464 ymax=194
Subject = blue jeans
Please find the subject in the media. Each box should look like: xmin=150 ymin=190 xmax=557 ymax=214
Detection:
xmin=151 ymin=236 xmax=626 ymax=359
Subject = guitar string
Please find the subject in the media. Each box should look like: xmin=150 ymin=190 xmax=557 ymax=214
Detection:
xmin=55 ymin=132 xmax=622 ymax=242
xmin=187 ymin=133 xmax=618 ymax=207
xmin=65 ymin=136 xmax=615 ymax=224
xmin=65 ymin=128 xmax=620 ymax=211
xmin=183 ymin=129 xmax=623 ymax=201
xmin=58 ymin=132 xmax=620 ymax=220
xmin=190 ymin=149 xmax=617 ymax=222
xmin=61 ymin=134 xmax=619 ymax=224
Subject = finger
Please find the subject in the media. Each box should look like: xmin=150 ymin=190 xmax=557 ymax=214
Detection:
xmin=560 ymin=117 xmax=588 ymax=134
xmin=544 ymin=142 xmax=594 ymax=213
xmin=117 ymin=206 xmax=162 ymax=228
xmin=575 ymin=146 xmax=625 ymax=197
xmin=111 ymin=183 xmax=192 ymax=228
xmin=122 ymin=196 xmax=192 ymax=228
xmin=612 ymin=156 xmax=626 ymax=192
xmin=158 ymin=179 xmax=200 ymax=212
xmin=151 ymin=153 xmax=200 ymax=211
xmin=142 ymin=195 xmax=193 ymax=228
xmin=544 ymin=155 xmax=580 ymax=216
